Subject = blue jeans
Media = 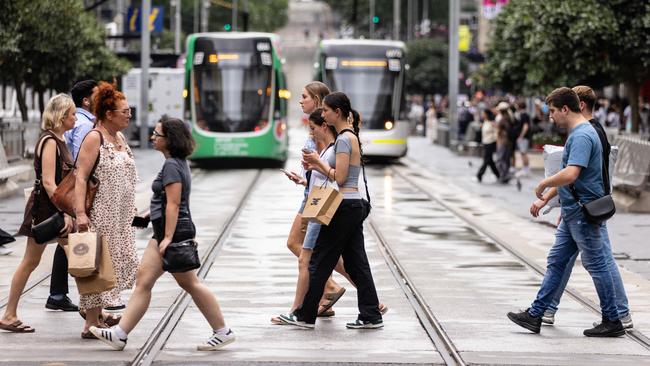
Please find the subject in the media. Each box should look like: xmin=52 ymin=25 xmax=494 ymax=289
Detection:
xmin=545 ymin=224 xmax=629 ymax=317
xmin=529 ymin=214 xmax=619 ymax=320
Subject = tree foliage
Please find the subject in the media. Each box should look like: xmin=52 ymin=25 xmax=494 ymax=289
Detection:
xmin=0 ymin=0 xmax=130 ymax=121
xmin=480 ymin=0 xmax=650 ymax=131
xmin=405 ymin=37 xmax=467 ymax=96
xmin=178 ymin=0 xmax=288 ymax=37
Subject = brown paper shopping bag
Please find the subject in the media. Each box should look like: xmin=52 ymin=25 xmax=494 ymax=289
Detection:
xmin=67 ymin=230 xmax=101 ymax=278
xmin=301 ymin=185 xmax=343 ymax=225
xmin=69 ymin=236 xmax=116 ymax=295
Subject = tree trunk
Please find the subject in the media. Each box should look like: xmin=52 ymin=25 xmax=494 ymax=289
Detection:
xmin=38 ymin=90 xmax=45 ymax=117
xmin=14 ymin=78 xmax=28 ymax=122
xmin=625 ymin=80 xmax=640 ymax=133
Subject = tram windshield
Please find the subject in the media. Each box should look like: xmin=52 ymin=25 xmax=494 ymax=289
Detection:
xmin=324 ymin=59 xmax=400 ymax=130
xmin=192 ymin=38 xmax=273 ymax=133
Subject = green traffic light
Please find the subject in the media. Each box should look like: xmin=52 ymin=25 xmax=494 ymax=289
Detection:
xmin=224 ymin=24 xmax=232 ymax=31
xmin=372 ymin=16 xmax=379 ymax=24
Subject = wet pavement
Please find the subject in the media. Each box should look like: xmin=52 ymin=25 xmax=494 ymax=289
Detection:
xmin=366 ymin=165 xmax=650 ymax=365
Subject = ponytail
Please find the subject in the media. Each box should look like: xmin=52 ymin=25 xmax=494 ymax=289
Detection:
xmin=350 ymin=109 xmax=361 ymax=136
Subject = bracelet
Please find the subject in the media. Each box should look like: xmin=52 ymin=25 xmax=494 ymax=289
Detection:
xmin=328 ymin=167 xmax=334 ymax=181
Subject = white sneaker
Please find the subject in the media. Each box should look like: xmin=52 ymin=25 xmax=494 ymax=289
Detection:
xmin=593 ymin=314 xmax=633 ymax=329
xmin=197 ymin=329 xmax=236 ymax=351
xmin=541 ymin=310 xmax=555 ymax=325
xmin=90 ymin=326 xmax=127 ymax=350
xmin=0 ymin=246 xmax=12 ymax=256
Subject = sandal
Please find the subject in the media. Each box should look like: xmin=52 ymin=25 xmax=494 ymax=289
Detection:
xmin=319 ymin=287 xmax=346 ymax=315
xmin=79 ymin=310 xmax=121 ymax=327
xmin=0 ymin=320 xmax=35 ymax=333
xmin=81 ymin=330 xmax=98 ymax=339
xmin=271 ymin=316 xmax=287 ymax=325
xmin=317 ymin=309 xmax=335 ymax=317
xmin=379 ymin=303 xmax=389 ymax=315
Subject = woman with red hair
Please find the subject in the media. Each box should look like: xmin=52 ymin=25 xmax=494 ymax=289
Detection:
xmin=74 ymin=82 xmax=139 ymax=339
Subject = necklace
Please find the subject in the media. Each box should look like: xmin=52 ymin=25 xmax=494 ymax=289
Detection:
xmin=98 ymin=127 xmax=124 ymax=150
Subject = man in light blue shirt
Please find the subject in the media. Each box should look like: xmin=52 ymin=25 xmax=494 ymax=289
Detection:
xmin=65 ymin=80 xmax=98 ymax=160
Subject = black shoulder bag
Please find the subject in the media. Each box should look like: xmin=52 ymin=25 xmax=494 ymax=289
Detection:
xmin=31 ymin=135 xmax=65 ymax=244
xmin=569 ymin=152 xmax=615 ymax=225
xmin=338 ymin=129 xmax=372 ymax=220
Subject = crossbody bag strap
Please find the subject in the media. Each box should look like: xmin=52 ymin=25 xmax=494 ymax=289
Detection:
xmin=337 ymin=129 xmax=371 ymax=204
xmin=569 ymin=153 xmax=611 ymax=206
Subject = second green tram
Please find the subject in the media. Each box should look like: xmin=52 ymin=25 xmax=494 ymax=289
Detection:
xmin=184 ymin=32 xmax=289 ymax=164
xmin=314 ymin=39 xmax=408 ymax=158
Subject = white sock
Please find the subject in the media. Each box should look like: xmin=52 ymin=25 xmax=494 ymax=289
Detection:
xmin=213 ymin=326 xmax=229 ymax=335
xmin=114 ymin=325 xmax=128 ymax=340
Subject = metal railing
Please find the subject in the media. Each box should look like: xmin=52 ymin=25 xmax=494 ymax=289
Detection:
xmin=612 ymin=134 xmax=650 ymax=194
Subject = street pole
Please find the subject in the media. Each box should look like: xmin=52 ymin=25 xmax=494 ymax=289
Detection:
xmin=173 ymin=0 xmax=181 ymax=53
xmin=232 ymin=0 xmax=238 ymax=32
xmin=393 ymin=0 xmax=400 ymax=40
xmin=194 ymin=0 xmax=199 ymax=33
xmin=406 ymin=0 xmax=412 ymax=41
xmin=369 ymin=0 xmax=375 ymax=39
xmin=140 ymin=0 xmax=151 ymax=149
xmin=448 ymin=0 xmax=459 ymax=148
xmin=201 ymin=0 xmax=209 ymax=32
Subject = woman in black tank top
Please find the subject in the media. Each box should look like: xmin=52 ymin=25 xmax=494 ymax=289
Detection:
xmin=1 ymin=94 xmax=76 ymax=333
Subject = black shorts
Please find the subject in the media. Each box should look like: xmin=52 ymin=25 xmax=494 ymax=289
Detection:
xmin=152 ymin=218 xmax=195 ymax=244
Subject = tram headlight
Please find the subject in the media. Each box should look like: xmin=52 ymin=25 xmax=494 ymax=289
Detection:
xmin=384 ymin=120 xmax=394 ymax=130
xmin=182 ymin=89 xmax=188 ymax=98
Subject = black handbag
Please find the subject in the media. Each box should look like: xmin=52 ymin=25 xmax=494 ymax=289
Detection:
xmin=162 ymin=239 xmax=201 ymax=273
xmin=31 ymin=212 xmax=65 ymax=244
xmin=569 ymin=150 xmax=616 ymax=225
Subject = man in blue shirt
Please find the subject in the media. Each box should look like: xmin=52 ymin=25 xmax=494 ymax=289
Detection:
xmin=507 ymin=87 xmax=624 ymax=337
xmin=65 ymin=80 xmax=97 ymax=159
xmin=529 ymin=86 xmax=632 ymax=329
xmin=45 ymin=80 xmax=97 ymax=313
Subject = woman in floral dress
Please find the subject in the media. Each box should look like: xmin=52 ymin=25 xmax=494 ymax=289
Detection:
xmin=74 ymin=82 xmax=139 ymax=339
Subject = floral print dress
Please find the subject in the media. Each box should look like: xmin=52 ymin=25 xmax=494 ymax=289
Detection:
xmin=79 ymin=135 xmax=139 ymax=310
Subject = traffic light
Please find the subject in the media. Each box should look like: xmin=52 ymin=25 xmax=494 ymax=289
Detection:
xmin=372 ymin=16 xmax=379 ymax=24
xmin=224 ymin=23 xmax=231 ymax=31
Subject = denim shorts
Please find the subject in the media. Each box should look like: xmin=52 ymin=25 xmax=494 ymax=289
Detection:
xmin=302 ymin=221 xmax=321 ymax=250
xmin=298 ymin=190 xmax=309 ymax=213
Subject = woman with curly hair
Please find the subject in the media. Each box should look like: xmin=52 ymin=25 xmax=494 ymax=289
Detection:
xmin=74 ymin=82 xmax=139 ymax=339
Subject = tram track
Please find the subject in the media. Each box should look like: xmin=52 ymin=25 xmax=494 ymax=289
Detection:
xmin=131 ymin=169 xmax=261 ymax=366
xmin=387 ymin=164 xmax=650 ymax=353
xmin=368 ymin=219 xmax=465 ymax=366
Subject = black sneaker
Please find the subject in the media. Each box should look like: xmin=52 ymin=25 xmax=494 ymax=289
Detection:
xmin=507 ymin=309 xmax=541 ymax=333
xmin=584 ymin=317 xmax=625 ymax=337
xmin=346 ymin=318 xmax=383 ymax=329
xmin=45 ymin=295 xmax=79 ymax=312
xmin=104 ymin=304 xmax=126 ymax=313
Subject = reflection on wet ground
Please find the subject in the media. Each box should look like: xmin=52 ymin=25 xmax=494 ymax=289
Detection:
xmin=365 ymin=166 xmax=650 ymax=362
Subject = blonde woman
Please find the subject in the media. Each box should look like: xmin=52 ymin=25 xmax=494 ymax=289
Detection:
xmin=0 ymin=94 xmax=76 ymax=333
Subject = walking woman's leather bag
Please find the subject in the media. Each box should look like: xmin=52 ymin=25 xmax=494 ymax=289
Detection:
xmin=51 ymin=131 xmax=103 ymax=217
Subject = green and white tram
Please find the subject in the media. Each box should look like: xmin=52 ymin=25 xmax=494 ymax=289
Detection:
xmin=314 ymin=39 xmax=408 ymax=159
xmin=184 ymin=32 xmax=289 ymax=164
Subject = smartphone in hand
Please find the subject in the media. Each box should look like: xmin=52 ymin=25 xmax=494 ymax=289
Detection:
xmin=131 ymin=215 xmax=150 ymax=228
xmin=301 ymin=147 xmax=314 ymax=154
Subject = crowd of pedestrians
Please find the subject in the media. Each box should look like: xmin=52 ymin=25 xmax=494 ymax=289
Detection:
xmin=0 ymin=78 xmax=386 ymax=352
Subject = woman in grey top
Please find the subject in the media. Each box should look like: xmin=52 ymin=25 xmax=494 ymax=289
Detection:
xmin=90 ymin=118 xmax=235 ymax=351
xmin=280 ymin=92 xmax=383 ymax=329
